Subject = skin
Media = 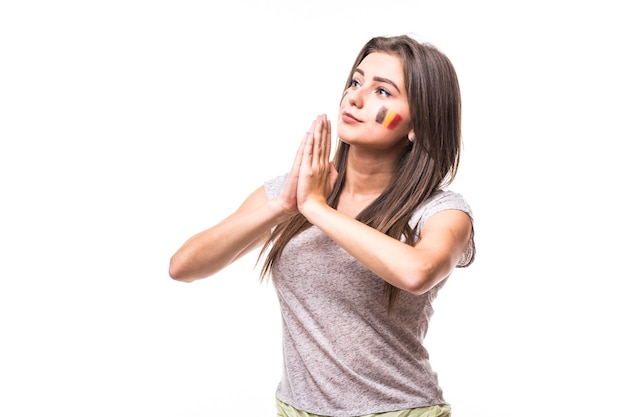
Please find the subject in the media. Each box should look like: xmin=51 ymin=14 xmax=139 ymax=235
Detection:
xmin=169 ymin=52 xmax=472 ymax=295
xmin=375 ymin=106 xmax=402 ymax=129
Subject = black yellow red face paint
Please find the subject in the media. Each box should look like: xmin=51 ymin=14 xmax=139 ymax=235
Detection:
xmin=375 ymin=106 xmax=402 ymax=129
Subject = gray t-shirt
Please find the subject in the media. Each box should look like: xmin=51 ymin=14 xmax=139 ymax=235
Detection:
xmin=264 ymin=174 xmax=474 ymax=417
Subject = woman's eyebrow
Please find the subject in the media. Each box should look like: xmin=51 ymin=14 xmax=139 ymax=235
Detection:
xmin=373 ymin=76 xmax=400 ymax=93
xmin=353 ymin=68 xmax=401 ymax=93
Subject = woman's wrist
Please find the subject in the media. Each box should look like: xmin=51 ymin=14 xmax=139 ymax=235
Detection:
xmin=299 ymin=198 xmax=332 ymax=225
xmin=268 ymin=197 xmax=299 ymax=223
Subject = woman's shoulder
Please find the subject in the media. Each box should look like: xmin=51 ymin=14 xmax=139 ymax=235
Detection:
xmin=427 ymin=189 xmax=472 ymax=216
xmin=411 ymin=189 xmax=473 ymax=230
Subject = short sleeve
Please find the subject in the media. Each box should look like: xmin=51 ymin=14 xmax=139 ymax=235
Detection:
xmin=410 ymin=190 xmax=475 ymax=267
xmin=264 ymin=173 xmax=288 ymax=200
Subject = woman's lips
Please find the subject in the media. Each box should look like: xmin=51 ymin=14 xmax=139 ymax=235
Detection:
xmin=341 ymin=112 xmax=361 ymax=124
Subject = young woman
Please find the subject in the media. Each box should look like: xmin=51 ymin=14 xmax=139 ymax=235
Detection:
xmin=169 ymin=34 xmax=475 ymax=417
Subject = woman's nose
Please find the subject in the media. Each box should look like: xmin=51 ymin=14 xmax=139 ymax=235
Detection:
xmin=345 ymin=88 xmax=364 ymax=108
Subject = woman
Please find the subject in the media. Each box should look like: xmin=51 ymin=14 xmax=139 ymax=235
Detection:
xmin=169 ymin=34 xmax=475 ymax=417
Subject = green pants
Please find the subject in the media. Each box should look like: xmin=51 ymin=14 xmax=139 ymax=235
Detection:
xmin=276 ymin=398 xmax=451 ymax=417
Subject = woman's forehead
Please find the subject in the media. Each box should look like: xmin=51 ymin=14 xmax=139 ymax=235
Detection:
xmin=357 ymin=53 xmax=403 ymax=76
xmin=356 ymin=53 xmax=405 ymax=90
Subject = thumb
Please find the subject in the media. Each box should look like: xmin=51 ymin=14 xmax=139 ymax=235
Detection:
xmin=328 ymin=161 xmax=339 ymax=190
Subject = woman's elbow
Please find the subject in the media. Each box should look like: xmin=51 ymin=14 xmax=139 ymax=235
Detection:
xmin=402 ymin=263 xmax=451 ymax=295
xmin=404 ymin=277 xmax=434 ymax=295
xmin=168 ymin=254 xmax=196 ymax=283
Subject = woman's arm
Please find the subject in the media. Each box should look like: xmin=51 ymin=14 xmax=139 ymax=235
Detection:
xmin=169 ymin=118 xmax=320 ymax=283
xmin=168 ymin=186 xmax=291 ymax=282
xmin=296 ymin=114 xmax=472 ymax=294
xmin=299 ymin=203 xmax=472 ymax=294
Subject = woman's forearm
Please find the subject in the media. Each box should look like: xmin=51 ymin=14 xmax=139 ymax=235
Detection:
xmin=169 ymin=189 xmax=291 ymax=282
xmin=300 ymin=202 xmax=469 ymax=295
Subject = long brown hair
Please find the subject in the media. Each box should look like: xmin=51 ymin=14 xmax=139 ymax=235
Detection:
xmin=259 ymin=35 xmax=474 ymax=308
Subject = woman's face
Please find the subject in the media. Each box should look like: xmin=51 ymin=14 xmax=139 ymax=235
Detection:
xmin=337 ymin=52 xmax=412 ymax=149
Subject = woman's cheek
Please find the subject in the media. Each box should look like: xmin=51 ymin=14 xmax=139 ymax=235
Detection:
xmin=375 ymin=106 xmax=403 ymax=130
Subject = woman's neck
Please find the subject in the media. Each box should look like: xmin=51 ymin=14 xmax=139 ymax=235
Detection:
xmin=342 ymin=146 xmax=398 ymax=198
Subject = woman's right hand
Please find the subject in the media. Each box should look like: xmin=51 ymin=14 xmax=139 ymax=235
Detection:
xmin=169 ymin=118 xmax=323 ymax=282
xmin=276 ymin=119 xmax=317 ymax=216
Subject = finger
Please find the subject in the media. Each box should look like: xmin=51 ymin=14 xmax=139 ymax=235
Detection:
xmin=317 ymin=115 xmax=329 ymax=169
xmin=328 ymin=161 xmax=339 ymax=190
xmin=303 ymin=127 xmax=314 ymax=168
xmin=321 ymin=116 xmax=331 ymax=163
xmin=294 ymin=131 xmax=309 ymax=170
xmin=287 ymin=131 xmax=309 ymax=185
xmin=312 ymin=116 xmax=322 ymax=168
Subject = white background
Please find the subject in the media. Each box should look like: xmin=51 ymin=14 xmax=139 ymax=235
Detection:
xmin=1 ymin=1 xmax=624 ymax=416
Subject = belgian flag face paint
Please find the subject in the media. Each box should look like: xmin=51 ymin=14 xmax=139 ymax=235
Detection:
xmin=375 ymin=106 xmax=402 ymax=130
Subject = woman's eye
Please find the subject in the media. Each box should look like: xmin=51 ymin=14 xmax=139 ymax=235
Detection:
xmin=376 ymin=88 xmax=391 ymax=97
xmin=350 ymin=79 xmax=361 ymax=88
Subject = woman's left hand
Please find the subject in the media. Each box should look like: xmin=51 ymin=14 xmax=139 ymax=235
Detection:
xmin=297 ymin=114 xmax=337 ymax=214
